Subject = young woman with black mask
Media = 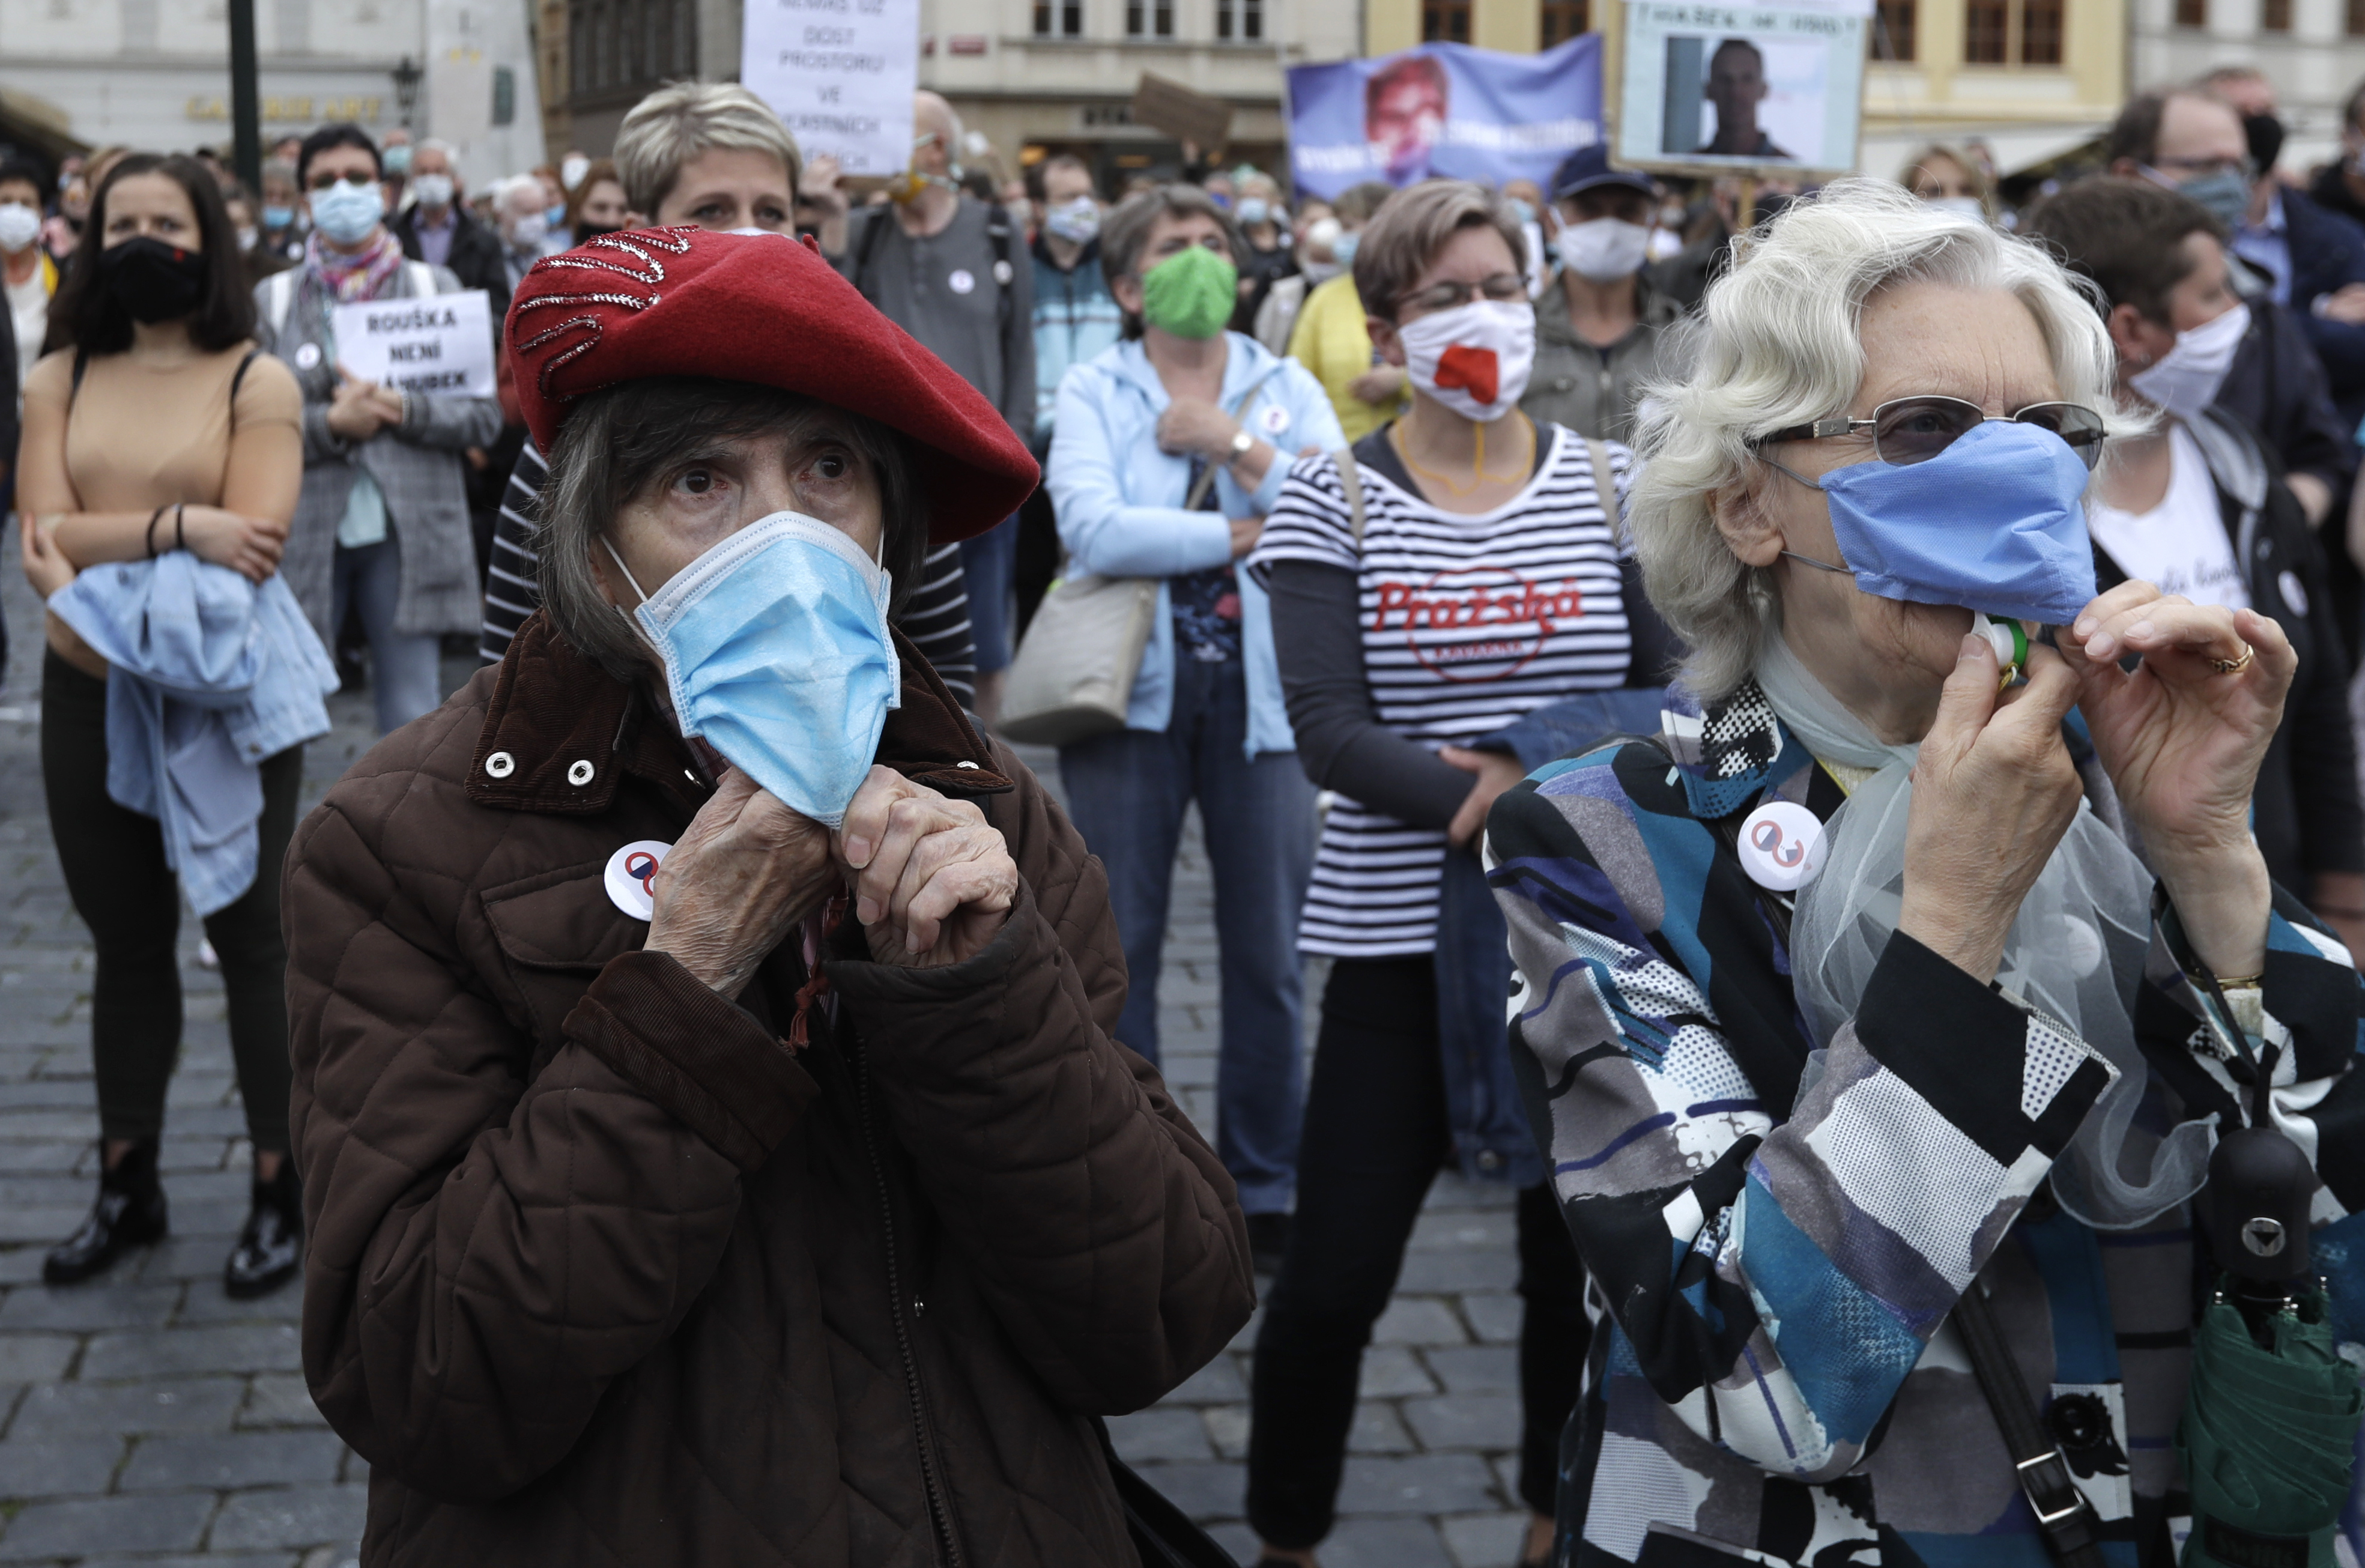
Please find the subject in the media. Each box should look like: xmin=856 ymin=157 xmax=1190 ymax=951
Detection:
xmin=14 ymin=153 xmax=310 ymax=1297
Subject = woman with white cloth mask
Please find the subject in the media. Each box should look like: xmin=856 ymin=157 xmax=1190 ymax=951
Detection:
xmin=2022 ymin=176 xmax=2364 ymax=960
xmin=1486 ymin=176 xmax=2365 ymax=1566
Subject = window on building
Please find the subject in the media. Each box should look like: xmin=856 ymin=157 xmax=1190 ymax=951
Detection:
xmin=1217 ymin=0 xmax=1264 ymax=38
xmin=2349 ymin=0 xmax=2365 ymax=31
xmin=1423 ymin=0 xmax=1472 ymax=41
xmin=1963 ymin=0 xmax=2062 ymax=63
xmin=2020 ymin=0 xmax=2061 ymax=60
xmin=1871 ymin=0 xmax=1915 ymax=58
xmin=1540 ymin=0 xmax=1587 ymax=44
xmin=2262 ymin=0 xmax=2291 ymax=26
xmin=1126 ymin=0 xmax=1172 ymax=33
xmin=569 ymin=0 xmax=694 ymax=102
xmin=2175 ymin=0 xmax=2205 ymax=25
xmin=1035 ymin=0 xmax=1083 ymax=32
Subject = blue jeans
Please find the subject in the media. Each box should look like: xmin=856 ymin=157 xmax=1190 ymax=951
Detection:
xmin=959 ymin=513 xmax=1020 ymax=673
xmin=1059 ymin=654 xmax=1315 ymax=1215
xmin=332 ymin=537 xmax=443 ymax=736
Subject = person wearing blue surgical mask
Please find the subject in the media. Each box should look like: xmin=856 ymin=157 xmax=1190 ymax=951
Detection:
xmin=2023 ymin=175 xmax=2363 ymax=947
xmin=277 ymin=226 xmax=1254 ymax=1561
xmin=1228 ymin=169 xmax=1294 ymax=331
xmin=1493 ymin=177 xmax=2365 ymax=1568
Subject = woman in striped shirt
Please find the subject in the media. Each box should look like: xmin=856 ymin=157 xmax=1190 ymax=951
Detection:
xmin=1245 ymin=179 xmax=1676 ymax=1568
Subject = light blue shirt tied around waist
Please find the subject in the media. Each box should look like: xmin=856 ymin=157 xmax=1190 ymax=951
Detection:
xmin=47 ymin=555 xmax=339 ymax=916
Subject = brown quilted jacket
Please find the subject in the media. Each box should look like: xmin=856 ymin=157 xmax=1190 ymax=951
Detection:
xmin=285 ymin=614 xmax=1254 ymax=1566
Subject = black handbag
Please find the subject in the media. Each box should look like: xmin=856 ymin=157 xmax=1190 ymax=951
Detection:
xmin=1095 ymin=1418 xmax=1238 ymax=1568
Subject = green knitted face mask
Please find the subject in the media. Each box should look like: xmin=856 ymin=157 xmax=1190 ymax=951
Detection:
xmin=1139 ymin=244 xmax=1238 ymax=340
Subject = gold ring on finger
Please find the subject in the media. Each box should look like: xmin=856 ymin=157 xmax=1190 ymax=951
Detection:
xmin=2209 ymin=644 xmax=2254 ymax=676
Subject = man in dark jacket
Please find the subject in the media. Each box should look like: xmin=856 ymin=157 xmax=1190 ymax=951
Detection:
xmin=390 ymin=139 xmax=510 ymax=322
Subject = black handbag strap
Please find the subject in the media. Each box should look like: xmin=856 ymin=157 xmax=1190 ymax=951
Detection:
xmin=1954 ymin=1279 xmax=2106 ymax=1567
xmin=1092 ymin=1417 xmax=1237 ymax=1568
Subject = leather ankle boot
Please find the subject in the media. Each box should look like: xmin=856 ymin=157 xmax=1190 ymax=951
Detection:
xmin=44 ymin=1138 xmax=169 ymax=1285
xmin=223 ymin=1159 xmax=301 ymax=1299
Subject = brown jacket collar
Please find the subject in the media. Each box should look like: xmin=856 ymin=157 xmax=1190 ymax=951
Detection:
xmin=467 ymin=612 xmax=1011 ymax=816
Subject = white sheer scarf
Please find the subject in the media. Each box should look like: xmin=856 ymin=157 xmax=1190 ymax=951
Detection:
xmin=1755 ymin=633 xmax=2212 ymax=1229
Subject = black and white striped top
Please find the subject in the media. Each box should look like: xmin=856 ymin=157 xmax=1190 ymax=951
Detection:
xmin=1250 ymin=422 xmax=1633 ymax=957
xmin=477 ymin=439 xmax=979 ymax=707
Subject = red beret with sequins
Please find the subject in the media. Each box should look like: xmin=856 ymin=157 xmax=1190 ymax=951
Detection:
xmin=505 ymin=226 xmax=1038 ymax=545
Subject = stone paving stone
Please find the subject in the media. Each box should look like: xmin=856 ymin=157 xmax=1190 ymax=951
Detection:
xmin=1163 ymin=1353 xmax=1248 ymax=1405
xmin=0 ymin=1489 xmax=216 ymax=1559
xmin=1334 ymin=1453 xmax=1503 ymax=1517
xmin=1373 ymin=1297 xmax=1469 ymax=1347
xmin=1402 ymin=1393 xmax=1522 ymax=1452
xmin=1128 ymin=1459 xmax=1244 ymax=1523
xmin=0 ymin=1433 xmax=122 ymax=1498
xmin=207 ymin=1484 xmax=369 ymax=1550
xmin=0 ymin=1334 xmax=76 ymax=1384
xmin=8 ymin=1377 xmax=246 ymax=1439
xmin=1396 ymin=1249 xmax=1519 ymax=1295
xmin=1441 ymin=1510 xmax=1534 ymax=1568
xmin=1107 ymin=1405 xmax=1214 ymax=1462
xmin=240 ymin=1373 xmax=330 ymax=1429
xmin=1459 ymin=1294 xmax=1523 ymax=1345
xmin=1425 ymin=1345 xmax=1521 ymax=1396
xmin=1356 ymin=1346 xmax=1442 ymax=1399
xmin=174 ymin=1281 xmax=306 ymax=1324
xmin=81 ymin=1322 xmax=303 ymax=1379
xmin=79 ymin=1557 xmax=299 ymax=1568
xmin=121 ymin=1430 xmax=347 ymax=1492
xmin=1318 ymin=1515 xmax=1458 ymax=1567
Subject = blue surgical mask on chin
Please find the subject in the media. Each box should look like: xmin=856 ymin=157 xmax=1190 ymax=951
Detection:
xmin=603 ymin=513 xmax=901 ymax=829
xmin=1774 ymin=419 xmax=2099 ymax=626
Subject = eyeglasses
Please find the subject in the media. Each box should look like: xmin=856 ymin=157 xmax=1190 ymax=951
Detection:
xmin=1396 ymin=273 xmax=1528 ymax=315
xmin=1751 ymin=395 xmax=2107 ymax=471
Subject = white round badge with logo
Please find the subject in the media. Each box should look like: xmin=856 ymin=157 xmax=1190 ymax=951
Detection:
xmin=948 ymin=268 xmax=977 ymax=294
xmin=605 ymin=839 xmax=674 ymax=922
xmin=1260 ymin=404 xmax=1292 ymax=437
xmin=294 ymin=342 xmax=322 ymax=370
xmin=1738 ymin=801 xmax=1825 ymax=892
xmin=2280 ymin=569 xmax=2308 ymax=618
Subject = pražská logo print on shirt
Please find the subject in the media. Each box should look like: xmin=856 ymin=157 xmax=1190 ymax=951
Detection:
xmin=1370 ymin=566 xmax=1587 ymax=681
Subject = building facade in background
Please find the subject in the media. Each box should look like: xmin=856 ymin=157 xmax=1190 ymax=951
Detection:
xmin=0 ymin=0 xmax=545 ymax=185
xmin=2133 ymin=0 xmax=2365 ymax=168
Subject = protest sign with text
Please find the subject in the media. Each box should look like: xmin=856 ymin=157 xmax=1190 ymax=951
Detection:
xmin=329 ymin=290 xmax=494 ymax=398
xmin=743 ymin=0 xmax=921 ymax=178
xmin=1616 ymin=0 xmax=1871 ymax=176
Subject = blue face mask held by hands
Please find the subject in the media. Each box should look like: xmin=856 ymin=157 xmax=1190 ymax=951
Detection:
xmin=1779 ymin=418 xmax=2099 ymax=626
xmin=604 ymin=512 xmax=901 ymax=829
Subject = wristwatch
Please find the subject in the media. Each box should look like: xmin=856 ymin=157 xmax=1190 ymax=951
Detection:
xmin=1228 ymin=428 xmax=1256 ymax=462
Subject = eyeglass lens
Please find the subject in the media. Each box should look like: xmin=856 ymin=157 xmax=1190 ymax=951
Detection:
xmin=1871 ymin=396 xmax=2104 ymax=471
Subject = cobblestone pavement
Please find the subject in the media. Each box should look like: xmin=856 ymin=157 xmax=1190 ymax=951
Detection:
xmin=0 ymin=538 xmax=1533 ymax=1566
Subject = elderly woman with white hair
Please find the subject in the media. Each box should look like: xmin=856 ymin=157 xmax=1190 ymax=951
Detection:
xmin=1486 ymin=180 xmax=2365 ymax=1565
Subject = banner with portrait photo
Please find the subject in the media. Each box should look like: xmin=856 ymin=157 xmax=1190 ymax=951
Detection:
xmin=1616 ymin=0 xmax=1871 ymax=175
xmin=1285 ymin=35 xmax=1605 ymax=201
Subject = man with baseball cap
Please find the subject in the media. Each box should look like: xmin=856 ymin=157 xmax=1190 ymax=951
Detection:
xmin=1519 ymin=145 xmax=1691 ymax=445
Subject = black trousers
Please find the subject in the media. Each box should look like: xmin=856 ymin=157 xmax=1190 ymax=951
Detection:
xmin=1247 ymin=955 xmax=1587 ymax=1549
xmin=41 ymin=651 xmax=301 ymax=1154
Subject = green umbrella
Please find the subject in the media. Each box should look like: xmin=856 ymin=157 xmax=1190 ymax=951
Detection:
xmin=2178 ymin=1283 xmax=2361 ymax=1568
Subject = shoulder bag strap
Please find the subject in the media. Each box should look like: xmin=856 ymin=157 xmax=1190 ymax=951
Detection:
xmin=405 ymin=261 xmax=438 ymax=297
xmin=850 ymin=207 xmax=890 ymax=304
xmin=68 ymin=347 xmax=89 ymax=410
xmin=1333 ymin=447 xmax=1367 ymax=551
xmin=1185 ymin=386 xmax=1264 ymax=512
xmin=228 ymin=346 xmax=261 ymax=408
xmin=1954 ymin=1280 xmax=2106 ymax=1568
xmin=264 ymin=267 xmax=297 ymax=336
xmin=1584 ymin=435 xmax=1615 ymax=499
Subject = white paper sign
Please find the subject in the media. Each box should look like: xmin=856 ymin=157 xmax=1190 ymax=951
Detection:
xmin=329 ymin=289 xmax=494 ymax=398
xmin=742 ymin=0 xmax=921 ymax=178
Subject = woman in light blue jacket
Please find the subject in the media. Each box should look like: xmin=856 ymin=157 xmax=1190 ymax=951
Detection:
xmin=1048 ymin=184 xmax=1345 ymax=1265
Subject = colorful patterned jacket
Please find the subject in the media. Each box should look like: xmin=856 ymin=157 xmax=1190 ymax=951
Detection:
xmin=1484 ymin=679 xmax=2365 ymax=1568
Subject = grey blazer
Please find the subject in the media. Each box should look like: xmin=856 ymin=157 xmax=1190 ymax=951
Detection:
xmin=252 ymin=258 xmax=504 ymax=644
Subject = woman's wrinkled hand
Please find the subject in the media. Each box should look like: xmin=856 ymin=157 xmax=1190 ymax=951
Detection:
xmin=1897 ymin=635 xmax=2085 ymax=984
xmin=181 ymin=506 xmax=288 ymax=583
xmin=1156 ymin=398 xmax=1243 ymax=463
xmin=2063 ymin=580 xmax=2284 ymax=976
xmin=834 ymin=765 xmax=1017 ymax=967
xmin=646 ymin=767 xmax=835 ymax=998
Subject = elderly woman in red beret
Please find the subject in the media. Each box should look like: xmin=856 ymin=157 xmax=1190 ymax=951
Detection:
xmin=282 ymin=227 xmax=1255 ymax=1566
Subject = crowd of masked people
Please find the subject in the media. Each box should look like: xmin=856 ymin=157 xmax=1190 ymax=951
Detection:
xmin=2 ymin=51 xmax=2365 ymax=1568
